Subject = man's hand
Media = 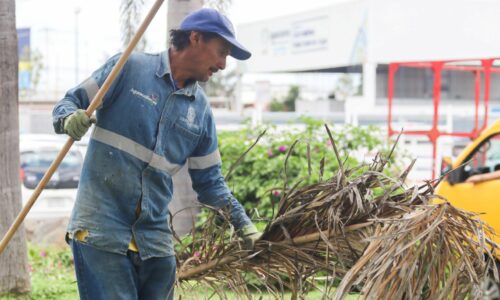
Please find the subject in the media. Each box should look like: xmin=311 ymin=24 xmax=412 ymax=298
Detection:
xmin=241 ymin=223 xmax=261 ymax=250
xmin=466 ymin=174 xmax=484 ymax=184
xmin=64 ymin=109 xmax=96 ymax=140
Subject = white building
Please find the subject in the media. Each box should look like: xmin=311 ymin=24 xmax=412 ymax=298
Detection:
xmin=16 ymin=0 xmax=500 ymax=180
xmin=236 ymin=0 xmax=500 ymax=180
xmin=238 ymin=0 xmax=500 ymax=108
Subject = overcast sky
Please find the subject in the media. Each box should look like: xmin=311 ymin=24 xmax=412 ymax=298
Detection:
xmin=15 ymin=0 xmax=348 ymax=60
xmin=14 ymin=0 xmax=348 ymax=97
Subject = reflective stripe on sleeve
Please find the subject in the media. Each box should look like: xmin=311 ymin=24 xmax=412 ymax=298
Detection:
xmin=188 ymin=150 xmax=221 ymax=170
xmin=150 ymin=153 xmax=183 ymax=175
xmin=91 ymin=126 xmax=182 ymax=175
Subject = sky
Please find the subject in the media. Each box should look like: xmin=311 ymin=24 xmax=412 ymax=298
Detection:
xmin=15 ymin=0 xmax=348 ymax=69
xmin=15 ymin=0 xmax=349 ymax=98
xmin=15 ymin=0 xmax=500 ymax=100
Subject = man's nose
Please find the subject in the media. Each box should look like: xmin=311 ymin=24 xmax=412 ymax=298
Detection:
xmin=217 ymin=57 xmax=226 ymax=70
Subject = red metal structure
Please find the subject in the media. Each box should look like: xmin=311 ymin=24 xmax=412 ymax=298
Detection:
xmin=387 ymin=58 xmax=500 ymax=179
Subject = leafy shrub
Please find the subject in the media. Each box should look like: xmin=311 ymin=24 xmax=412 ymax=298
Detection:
xmin=217 ymin=117 xmax=393 ymax=224
xmin=0 ymin=244 xmax=78 ymax=300
xmin=28 ymin=244 xmax=77 ymax=299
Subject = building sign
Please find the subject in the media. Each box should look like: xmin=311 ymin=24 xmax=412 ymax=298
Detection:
xmin=261 ymin=16 xmax=329 ymax=57
xmin=17 ymin=27 xmax=31 ymax=90
xmin=292 ymin=16 xmax=329 ymax=54
xmin=238 ymin=1 xmax=367 ymax=73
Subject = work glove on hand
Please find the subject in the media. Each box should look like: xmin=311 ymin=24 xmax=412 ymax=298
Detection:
xmin=241 ymin=223 xmax=261 ymax=250
xmin=63 ymin=109 xmax=96 ymax=141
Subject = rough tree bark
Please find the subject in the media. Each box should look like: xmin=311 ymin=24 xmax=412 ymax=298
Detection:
xmin=0 ymin=0 xmax=31 ymax=295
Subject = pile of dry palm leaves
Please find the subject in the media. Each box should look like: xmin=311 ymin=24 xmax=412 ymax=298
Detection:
xmin=173 ymin=126 xmax=499 ymax=299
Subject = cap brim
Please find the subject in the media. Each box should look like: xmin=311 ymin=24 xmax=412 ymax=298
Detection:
xmin=219 ymin=33 xmax=251 ymax=60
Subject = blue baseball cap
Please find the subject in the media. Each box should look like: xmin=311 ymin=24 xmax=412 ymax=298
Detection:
xmin=180 ymin=8 xmax=251 ymax=60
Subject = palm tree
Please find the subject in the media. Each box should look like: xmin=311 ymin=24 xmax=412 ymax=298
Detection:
xmin=120 ymin=0 xmax=232 ymax=50
xmin=120 ymin=0 xmax=147 ymax=51
xmin=0 ymin=0 xmax=31 ymax=295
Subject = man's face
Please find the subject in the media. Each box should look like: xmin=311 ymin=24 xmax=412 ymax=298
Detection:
xmin=188 ymin=32 xmax=230 ymax=82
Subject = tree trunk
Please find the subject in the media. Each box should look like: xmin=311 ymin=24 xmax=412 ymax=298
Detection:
xmin=166 ymin=0 xmax=204 ymax=235
xmin=167 ymin=0 xmax=203 ymax=34
xmin=165 ymin=0 xmax=234 ymax=234
xmin=0 ymin=0 xmax=31 ymax=295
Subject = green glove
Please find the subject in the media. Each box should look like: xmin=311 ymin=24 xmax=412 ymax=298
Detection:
xmin=63 ymin=109 xmax=96 ymax=140
xmin=241 ymin=223 xmax=261 ymax=250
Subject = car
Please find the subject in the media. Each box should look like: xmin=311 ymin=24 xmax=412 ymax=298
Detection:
xmin=20 ymin=134 xmax=85 ymax=219
xmin=437 ymin=119 xmax=500 ymax=298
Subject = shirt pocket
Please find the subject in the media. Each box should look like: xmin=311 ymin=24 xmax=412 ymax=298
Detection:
xmin=163 ymin=120 xmax=200 ymax=164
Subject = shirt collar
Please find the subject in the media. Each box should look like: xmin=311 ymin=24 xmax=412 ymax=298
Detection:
xmin=156 ymin=50 xmax=198 ymax=99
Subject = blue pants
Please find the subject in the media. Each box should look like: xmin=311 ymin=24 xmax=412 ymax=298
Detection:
xmin=70 ymin=240 xmax=176 ymax=300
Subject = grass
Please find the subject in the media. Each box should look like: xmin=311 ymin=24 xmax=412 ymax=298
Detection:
xmin=183 ymin=289 xmax=360 ymax=299
xmin=0 ymin=244 xmax=78 ymax=300
xmin=0 ymin=244 xmax=358 ymax=299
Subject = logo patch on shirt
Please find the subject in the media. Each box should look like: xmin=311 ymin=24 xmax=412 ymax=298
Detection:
xmin=187 ymin=106 xmax=196 ymax=125
xmin=180 ymin=106 xmax=199 ymax=130
xmin=130 ymin=88 xmax=158 ymax=105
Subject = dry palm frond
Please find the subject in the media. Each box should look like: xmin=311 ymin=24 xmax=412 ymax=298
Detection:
xmin=174 ymin=125 xmax=499 ymax=299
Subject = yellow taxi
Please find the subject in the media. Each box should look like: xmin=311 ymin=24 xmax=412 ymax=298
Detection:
xmin=437 ymin=120 xmax=500 ymax=252
xmin=436 ymin=119 xmax=500 ymax=297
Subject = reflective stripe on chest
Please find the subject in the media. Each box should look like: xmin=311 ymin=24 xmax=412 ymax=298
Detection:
xmin=91 ymin=126 xmax=183 ymax=175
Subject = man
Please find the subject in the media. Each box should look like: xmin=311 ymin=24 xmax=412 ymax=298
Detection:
xmin=52 ymin=8 xmax=259 ymax=300
xmin=466 ymin=169 xmax=500 ymax=184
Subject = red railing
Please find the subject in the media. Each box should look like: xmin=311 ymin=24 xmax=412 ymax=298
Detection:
xmin=387 ymin=58 xmax=500 ymax=179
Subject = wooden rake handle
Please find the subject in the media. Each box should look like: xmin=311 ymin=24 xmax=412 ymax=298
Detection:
xmin=177 ymin=222 xmax=373 ymax=280
xmin=0 ymin=0 xmax=165 ymax=255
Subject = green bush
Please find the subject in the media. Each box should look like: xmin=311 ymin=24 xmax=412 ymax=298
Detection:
xmin=217 ymin=117 xmax=392 ymax=224
xmin=28 ymin=244 xmax=77 ymax=300
xmin=0 ymin=244 xmax=78 ymax=300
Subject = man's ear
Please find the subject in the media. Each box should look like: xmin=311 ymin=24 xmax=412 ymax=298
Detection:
xmin=189 ymin=31 xmax=202 ymax=47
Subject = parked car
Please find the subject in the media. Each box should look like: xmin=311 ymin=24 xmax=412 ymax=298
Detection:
xmin=20 ymin=134 xmax=85 ymax=218
xmin=437 ymin=119 xmax=500 ymax=298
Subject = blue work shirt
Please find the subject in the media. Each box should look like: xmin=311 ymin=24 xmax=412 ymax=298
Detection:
xmin=52 ymin=51 xmax=251 ymax=259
